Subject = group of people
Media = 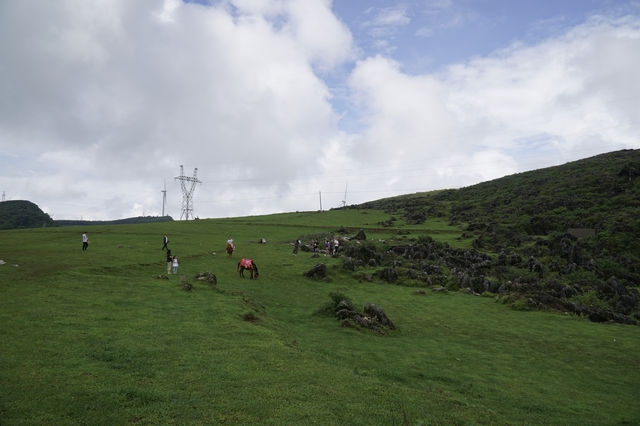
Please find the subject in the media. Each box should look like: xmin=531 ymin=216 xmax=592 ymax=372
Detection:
xmin=309 ymin=238 xmax=340 ymax=255
xmin=165 ymin=249 xmax=179 ymax=274
xmin=162 ymin=234 xmax=236 ymax=276
xmin=293 ymin=238 xmax=339 ymax=256
xmin=162 ymin=234 xmax=179 ymax=274
xmin=81 ymin=230 xmax=259 ymax=278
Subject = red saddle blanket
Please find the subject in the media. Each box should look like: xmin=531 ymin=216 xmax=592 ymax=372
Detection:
xmin=240 ymin=258 xmax=253 ymax=268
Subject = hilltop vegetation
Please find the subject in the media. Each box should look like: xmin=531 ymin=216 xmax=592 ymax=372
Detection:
xmin=0 ymin=200 xmax=54 ymax=230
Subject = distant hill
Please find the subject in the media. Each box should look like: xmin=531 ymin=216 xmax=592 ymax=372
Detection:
xmin=55 ymin=216 xmax=173 ymax=227
xmin=0 ymin=200 xmax=55 ymax=230
xmin=0 ymin=199 xmax=173 ymax=230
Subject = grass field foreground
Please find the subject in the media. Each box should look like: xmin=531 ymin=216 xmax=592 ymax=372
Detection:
xmin=1 ymin=210 xmax=639 ymax=424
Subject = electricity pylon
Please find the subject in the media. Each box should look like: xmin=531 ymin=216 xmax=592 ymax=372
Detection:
xmin=174 ymin=165 xmax=201 ymax=220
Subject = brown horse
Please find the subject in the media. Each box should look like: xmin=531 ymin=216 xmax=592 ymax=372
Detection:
xmin=226 ymin=243 xmax=234 ymax=257
xmin=237 ymin=258 xmax=259 ymax=279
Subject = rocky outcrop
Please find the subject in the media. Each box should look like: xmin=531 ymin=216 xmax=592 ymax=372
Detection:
xmin=304 ymin=263 xmax=328 ymax=280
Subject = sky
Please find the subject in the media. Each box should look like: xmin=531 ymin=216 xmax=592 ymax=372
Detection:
xmin=1 ymin=0 xmax=639 ymax=220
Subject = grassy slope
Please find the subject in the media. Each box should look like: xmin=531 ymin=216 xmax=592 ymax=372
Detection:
xmin=1 ymin=212 xmax=639 ymax=425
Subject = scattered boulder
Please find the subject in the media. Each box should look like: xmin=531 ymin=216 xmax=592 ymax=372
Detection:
xmin=374 ymin=267 xmax=398 ymax=283
xmin=304 ymin=263 xmax=328 ymax=280
xmin=364 ymin=303 xmax=395 ymax=329
xmin=354 ymin=229 xmax=367 ymax=240
xmin=342 ymin=257 xmax=355 ymax=271
xmin=341 ymin=320 xmax=355 ymax=328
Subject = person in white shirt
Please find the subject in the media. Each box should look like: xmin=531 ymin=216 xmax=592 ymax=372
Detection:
xmin=82 ymin=232 xmax=89 ymax=251
xmin=172 ymin=256 xmax=179 ymax=274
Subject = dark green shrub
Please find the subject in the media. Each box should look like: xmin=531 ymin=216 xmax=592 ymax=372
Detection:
xmin=242 ymin=311 xmax=259 ymax=322
xmin=317 ymin=292 xmax=354 ymax=316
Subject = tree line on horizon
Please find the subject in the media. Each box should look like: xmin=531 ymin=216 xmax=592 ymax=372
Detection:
xmin=0 ymin=200 xmax=173 ymax=230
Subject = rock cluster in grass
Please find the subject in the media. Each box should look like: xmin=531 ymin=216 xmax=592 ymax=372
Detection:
xmin=318 ymin=293 xmax=395 ymax=334
xmin=194 ymin=272 xmax=217 ymax=285
xmin=335 ymin=300 xmax=395 ymax=334
xmin=338 ymin=236 xmax=639 ymax=325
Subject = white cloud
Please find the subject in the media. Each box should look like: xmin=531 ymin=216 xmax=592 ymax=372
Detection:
xmin=362 ymin=5 xmax=411 ymax=38
xmin=0 ymin=2 xmax=638 ymax=220
xmin=369 ymin=6 xmax=410 ymax=27
xmin=0 ymin=0 xmax=353 ymax=219
xmin=347 ymin=15 xmax=640 ymax=191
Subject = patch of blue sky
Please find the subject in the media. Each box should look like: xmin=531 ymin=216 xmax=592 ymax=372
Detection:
xmin=332 ymin=0 xmax=640 ymax=74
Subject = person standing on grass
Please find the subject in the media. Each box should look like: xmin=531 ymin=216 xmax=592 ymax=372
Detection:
xmin=162 ymin=233 xmax=169 ymax=251
xmin=172 ymin=256 xmax=179 ymax=274
xmin=82 ymin=232 xmax=89 ymax=251
xmin=226 ymin=237 xmax=234 ymax=257
xmin=293 ymin=239 xmax=300 ymax=255
xmin=166 ymin=249 xmax=172 ymax=274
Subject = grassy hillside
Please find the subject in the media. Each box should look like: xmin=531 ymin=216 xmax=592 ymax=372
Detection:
xmin=354 ymin=149 xmax=640 ymax=324
xmin=1 ymin=210 xmax=639 ymax=424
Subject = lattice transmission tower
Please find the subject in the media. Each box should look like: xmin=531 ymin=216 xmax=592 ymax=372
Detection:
xmin=174 ymin=165 xmax=201 ymax=220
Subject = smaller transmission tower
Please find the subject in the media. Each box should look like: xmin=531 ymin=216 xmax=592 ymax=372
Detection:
xmin=342 ymin=183 xmax=348 ymax=208
xmin=161 ymin=180 xmax=167 ymax=217
xmin=174 ymin=165 xmax=201 ymax=220
xmin=1 ymin=191 xmax=5 ymax=202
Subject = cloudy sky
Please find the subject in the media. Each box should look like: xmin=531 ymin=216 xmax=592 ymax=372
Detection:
xmin=1 ymin=0 xmax=639 ymax=220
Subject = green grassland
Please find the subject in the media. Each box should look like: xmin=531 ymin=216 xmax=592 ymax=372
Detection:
xmin=1 ymin=210 xmax=639 ymax=425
